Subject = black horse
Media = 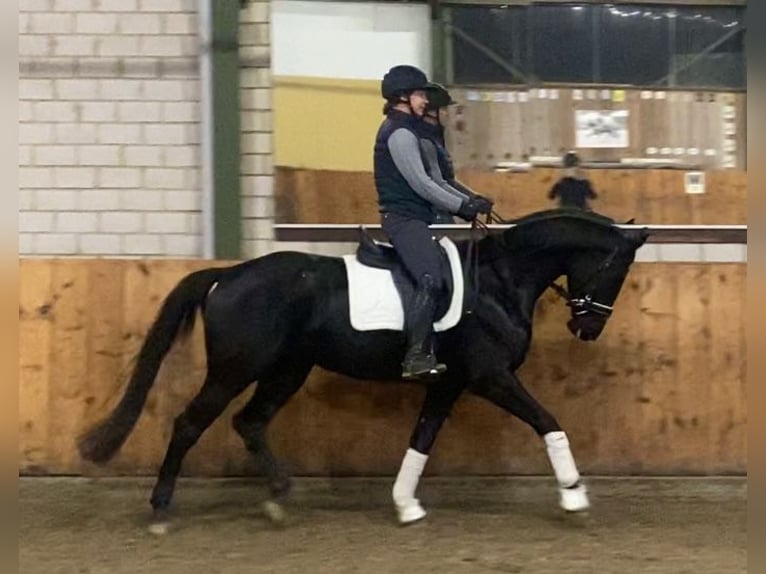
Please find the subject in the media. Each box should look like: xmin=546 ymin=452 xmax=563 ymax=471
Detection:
xmin=79 ymin=209 xmax=649 ymax=530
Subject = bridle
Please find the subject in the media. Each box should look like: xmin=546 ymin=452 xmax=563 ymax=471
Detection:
xmin=546 ymin=247 xmax=618 ymax=319
xmin=467 ymin=210 xmax=618 ymax=319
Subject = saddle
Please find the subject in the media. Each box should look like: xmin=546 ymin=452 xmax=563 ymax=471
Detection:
xmin=356 ymin=228 xmax=453 ymax=319
xmin=342 ymin=228 xmax=464 ymax=333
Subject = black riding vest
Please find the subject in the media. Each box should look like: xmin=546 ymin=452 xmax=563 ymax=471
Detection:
xmin=374 ymin=110 xmax=435 ymax=223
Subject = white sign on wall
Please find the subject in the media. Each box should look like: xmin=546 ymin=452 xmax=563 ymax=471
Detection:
xmin=684 ymin=171 xmax=706 ymax=194
xmin=575 ymin=110 xmax=629 ymax=148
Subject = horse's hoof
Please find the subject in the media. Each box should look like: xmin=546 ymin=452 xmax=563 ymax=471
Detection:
xmin=262 ymin=500 xmax=287 ymax=525
xmin=270 ymin=477 xmax=292 ymax=500
xmin=559 ymin=483 xmax=590 ymax=513
xmin=148 ymin=521 xmax=170 ymax=536
xmin=148 ymin=507 xmax=171 ymax=535
xmin=396 ymin=502 xmax=427 ymax=525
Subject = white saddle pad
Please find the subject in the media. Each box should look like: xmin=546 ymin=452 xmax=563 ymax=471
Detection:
xmin=343 ymin=236 xmax=464 ymax=332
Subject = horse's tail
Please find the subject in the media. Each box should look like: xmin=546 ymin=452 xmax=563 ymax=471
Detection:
xmin=78 ymin=267 xmax=223 ymax=464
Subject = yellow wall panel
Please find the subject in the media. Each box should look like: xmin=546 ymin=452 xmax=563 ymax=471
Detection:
xmin=273 ymin=76 xmax=382 ymax=171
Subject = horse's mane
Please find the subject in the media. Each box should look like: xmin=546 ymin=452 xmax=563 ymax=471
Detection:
xmin=506 ymin=208 xmax=616 ymax=228
xmin=480 ymin=208 xmax=627 ymax=259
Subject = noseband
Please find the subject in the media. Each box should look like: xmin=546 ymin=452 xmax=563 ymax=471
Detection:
xmin=548 ymin=246 xmax=619 ymax=318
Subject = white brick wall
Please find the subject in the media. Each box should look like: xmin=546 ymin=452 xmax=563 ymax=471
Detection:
xmin=19 ymin=0 xmax=207 ymax=257
xmin=240 ymin=1 xmax=274 ymax=258
xmin=19 ymin=0 xmax=276 ymax=258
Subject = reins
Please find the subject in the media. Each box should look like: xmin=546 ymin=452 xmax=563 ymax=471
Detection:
xmin=462 ymin=210 xmax=616 ymax=319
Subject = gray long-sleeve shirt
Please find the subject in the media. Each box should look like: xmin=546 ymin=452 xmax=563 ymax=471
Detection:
xmin=418 ymin=138 xmax=472 ymax=202
xmin=387 ymin=128 xmax=464 ymax=214
xmin=451 ymin=177 xmax=479 ymax=198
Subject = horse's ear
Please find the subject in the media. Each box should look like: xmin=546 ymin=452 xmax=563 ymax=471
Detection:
xmin=620 ymin=218 xmax=649 ymax=247
xmin=623 ymin=227 xmax=650 ymax=247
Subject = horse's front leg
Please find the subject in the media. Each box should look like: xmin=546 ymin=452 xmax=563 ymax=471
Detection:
xmin=471 ymin=371 xmax=590 ymax=513
xmin=392 ymin=375 xmax=466 ymax=524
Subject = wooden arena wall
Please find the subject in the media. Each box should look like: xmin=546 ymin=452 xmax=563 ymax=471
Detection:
xmin=444 ymin=88 xmax=746 ymax=171
xmin=275 ymin=167 xmax=747 ymax=226
xmin=19 ymin=259 xmax=746 ymax=477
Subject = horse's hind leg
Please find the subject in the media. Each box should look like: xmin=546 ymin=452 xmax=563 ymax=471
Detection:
xmin=149 ymin=366 xmax=250 ymax=533
xmin=232 ymin=357 xmax=313 ymax=520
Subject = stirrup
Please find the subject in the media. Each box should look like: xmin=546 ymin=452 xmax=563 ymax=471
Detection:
xmin=402 ymin=355 xmax=447 ymax=380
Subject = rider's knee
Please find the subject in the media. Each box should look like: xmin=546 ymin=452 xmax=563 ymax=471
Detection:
xmin=418 ymin=273 xmax=439 ymax=295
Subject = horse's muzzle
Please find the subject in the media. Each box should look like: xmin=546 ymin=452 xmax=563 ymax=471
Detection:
xmin=567 ymin=314 xmax=607 ymax=341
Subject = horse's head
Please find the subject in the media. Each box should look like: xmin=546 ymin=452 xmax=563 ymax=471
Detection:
xmin=563 ymin=225 xmax=649 ymax=341
xmin=497 ymin=209 xmax=650 ymax=341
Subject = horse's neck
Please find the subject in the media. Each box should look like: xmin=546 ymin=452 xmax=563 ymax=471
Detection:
xmin=507 ymin=255 xmax=564 ymax=311
xmin=478 ymin=245 xmax=566 ymax=324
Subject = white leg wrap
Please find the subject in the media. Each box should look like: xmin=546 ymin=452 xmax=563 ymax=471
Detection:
xmin=559 ymin=483 xmax=590 ymax=512
xmin=544 ymin=431 xmax=580 ymax=487
xmin=544 ymin=431 xmax=590 ymax=512
xmin=392 ymin=448 xmax=429 ymax=524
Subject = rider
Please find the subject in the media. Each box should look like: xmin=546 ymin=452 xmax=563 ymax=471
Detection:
xmin=547 ymin=151 xmax=598 ymax=210
xmin=374 ymin=64 xmax=485 ymax=380
xmin=419 ymin=82 xmax=494 ymax=223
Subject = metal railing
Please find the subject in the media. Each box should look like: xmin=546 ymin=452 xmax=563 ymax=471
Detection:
xmin=274 ymin=223 xmax=747 ymax=244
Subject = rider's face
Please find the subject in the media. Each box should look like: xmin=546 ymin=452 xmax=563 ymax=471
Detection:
xmin=409 ymin=90 xmax=428 ymax=116
xmin=423 ymin=110 xmax=439 ymax=125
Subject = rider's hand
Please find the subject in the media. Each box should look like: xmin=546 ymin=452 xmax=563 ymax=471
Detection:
xmin=472 ymin=194 xmax=494 ymax=215
xmin=457 ymin=198 xmax=480 ymax=222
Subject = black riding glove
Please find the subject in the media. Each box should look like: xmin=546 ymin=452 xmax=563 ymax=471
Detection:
xmin=456 ymin=198 xmax=480 ymax=222
xmin=472 ymin=194 xmax=494 ymax=215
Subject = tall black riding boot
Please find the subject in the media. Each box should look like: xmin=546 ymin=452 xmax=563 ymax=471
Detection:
xmin=402 ymin=275 xmax=447 ymax=380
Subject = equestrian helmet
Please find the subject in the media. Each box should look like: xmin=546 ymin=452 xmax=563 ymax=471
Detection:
xmin=381 ymin=65 xmax=430 ymax=100
xmin=425 ymin=82 xmax=456 ymax=110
